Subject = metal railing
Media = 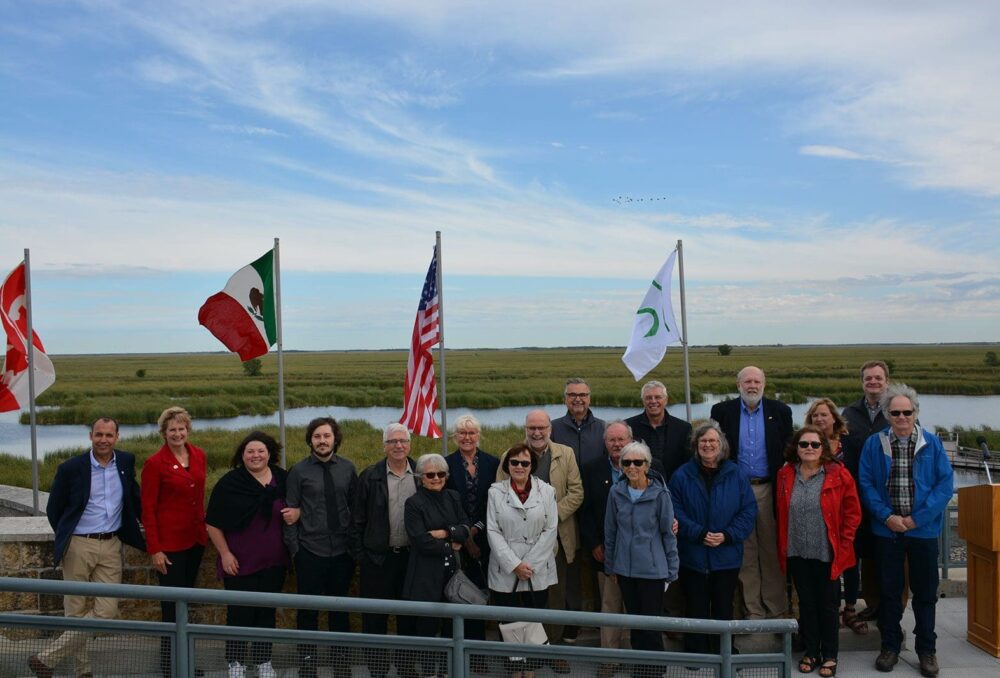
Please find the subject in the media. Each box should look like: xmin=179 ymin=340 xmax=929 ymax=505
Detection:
xmin=0 ymin=576 xmax=796 ymax=678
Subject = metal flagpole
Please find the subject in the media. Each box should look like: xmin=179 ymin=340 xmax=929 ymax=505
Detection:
xmin=274 ymin=238 xmax=286 ymax=467
xmin=435 ymin=231 xmax=448 ymax=454
xmin=24 ymin=249 xmax=41 ymax=515
xmin=677 ymin=239 xmax=692 ymax=423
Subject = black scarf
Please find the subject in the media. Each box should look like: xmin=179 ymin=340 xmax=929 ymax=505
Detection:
xmin=205 ymin=464 xmax=288 ymax=532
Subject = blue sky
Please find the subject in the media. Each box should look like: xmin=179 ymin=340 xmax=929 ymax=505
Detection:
xmin=2 ymin=1 xmax=999 ymax=354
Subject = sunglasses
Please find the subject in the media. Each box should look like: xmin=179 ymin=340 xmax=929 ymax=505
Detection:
xmin=797 ymin=440 xmax=823 ymax=449
xmin=508 ymin=459 xmax=532 ymax=468
xmin=621 ymin=459 xmax=647 ymax=467
xmin=888 ymin=410 xmax=914 ymax=417
xmin=423 ymin=472 xmax=447 ymax=479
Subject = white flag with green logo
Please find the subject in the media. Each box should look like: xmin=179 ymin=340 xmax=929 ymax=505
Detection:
xmin=622 ymin=250 xmax=681 ymax=381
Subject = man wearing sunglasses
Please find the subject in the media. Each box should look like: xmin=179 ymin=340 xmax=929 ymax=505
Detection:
xmin=858 ymin=384 xmax=953 ymax=677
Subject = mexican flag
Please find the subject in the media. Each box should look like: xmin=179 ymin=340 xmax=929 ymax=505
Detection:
xmin=198 ymin=250 xmax=276 ymax=361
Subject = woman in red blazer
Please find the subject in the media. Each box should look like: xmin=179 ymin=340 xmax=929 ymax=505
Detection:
xmin=142 ymin=406 xmax=208 ymax=675
xmin=776 ymin=424 xmax=861 ymax=678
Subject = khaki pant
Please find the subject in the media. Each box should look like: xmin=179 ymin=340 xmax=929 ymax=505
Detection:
xmin=597 ymin=571 xmax=629 ymax=649
xmin=38 ymin=535 xmax=123 ymax=675
xmin=740 ymin=482 xmax=788 ymax=619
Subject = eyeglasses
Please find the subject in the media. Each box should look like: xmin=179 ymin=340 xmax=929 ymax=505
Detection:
xmin=797 ymin=440 xmax=823 ymax=449
xmin=565 ymin=392 xmax=590 ymax=399
xmin=526 ymin=426 xmax=550 ymax=432
xmin=508 ymin=459 xmax=532 ymax=468
xmin=423 ymin=471 xmax=448 ymax=479
xmin=621 ymin=459 xmax=647 ymax=467
xmin=455 ymin=430 xmax=478 ymax=437
xmin=888 ymin=410 xmax=914 ymax=417
xmin=385 ymin=439 xmax=409 ymax=446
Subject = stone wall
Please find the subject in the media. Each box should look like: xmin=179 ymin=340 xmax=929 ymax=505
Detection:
xmin=0 ymin=485 xmax=306 ymax=628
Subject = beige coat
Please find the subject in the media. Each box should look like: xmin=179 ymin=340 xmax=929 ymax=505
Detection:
xmin=497 ymin=441 xmax=583 ymax=563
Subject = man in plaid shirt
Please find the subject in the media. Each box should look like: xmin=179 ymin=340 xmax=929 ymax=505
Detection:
xmin=859 ymin=384 xmax=954 ymax=678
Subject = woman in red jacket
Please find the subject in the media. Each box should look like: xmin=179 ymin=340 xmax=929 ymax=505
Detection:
xmin=142 ymin=406 xmax=208 ymax=676
xmin=776 ymin=425 xmax=860 ymax=678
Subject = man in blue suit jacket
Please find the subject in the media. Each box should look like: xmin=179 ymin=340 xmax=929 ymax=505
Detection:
xmin=709 ymin=366 xmax=793 ymax=621
xmin=29 ymin=417 xmax=145 ymax=678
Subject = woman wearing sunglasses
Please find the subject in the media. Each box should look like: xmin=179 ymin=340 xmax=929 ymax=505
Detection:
xmin=487 ymin=443 xmax=558 ymax=678
xmin=402 ymin=454 xmax=471 ymax=676
xmin=604 ymin=441 xmax=679 ymax=676
xmin=776 ymin=425 xmax=861 ymax=677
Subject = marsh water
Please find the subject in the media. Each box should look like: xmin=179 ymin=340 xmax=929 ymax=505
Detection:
xmin=2 ymin=393 xmax=997 ymax=468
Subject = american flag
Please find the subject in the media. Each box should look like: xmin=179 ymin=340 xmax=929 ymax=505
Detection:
xmin=400 ymin=247 xmax=443 ymax=438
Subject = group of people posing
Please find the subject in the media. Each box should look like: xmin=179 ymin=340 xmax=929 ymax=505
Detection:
xmin=31 ymin=360 xmax=954 ymax=678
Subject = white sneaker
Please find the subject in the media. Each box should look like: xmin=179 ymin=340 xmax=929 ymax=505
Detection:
xmin=228 ymin=661 xmax=246 ymax=678
xmin=256 ymin=661 xmax=277 ymax=678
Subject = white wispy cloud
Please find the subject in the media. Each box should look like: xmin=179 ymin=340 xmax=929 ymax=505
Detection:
xmin=799 ymin=145 xmax=866 ymax=161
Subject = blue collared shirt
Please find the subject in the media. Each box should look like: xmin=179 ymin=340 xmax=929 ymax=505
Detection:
xmin=74 ymin=450 xmax=124 ymax=535
xmin=738 ymin=400 xmax=769 ymax=479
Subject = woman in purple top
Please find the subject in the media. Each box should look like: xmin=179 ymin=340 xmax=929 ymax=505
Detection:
xmin=206 ymin=431 xmax=295 ymax=678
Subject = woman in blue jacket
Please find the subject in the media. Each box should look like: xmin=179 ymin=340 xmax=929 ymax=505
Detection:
xmin=668 ymin=420 xmax=757 ymax=654
xmin=605 ymin=441 xmax=679 ymax=674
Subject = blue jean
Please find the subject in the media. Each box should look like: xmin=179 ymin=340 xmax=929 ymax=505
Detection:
xmin=876 ymin=535 xmax=938 ymax=655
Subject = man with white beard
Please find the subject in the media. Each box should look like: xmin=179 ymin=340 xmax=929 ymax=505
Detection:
xmin=710 ymin=366 xmax=793 ymax=620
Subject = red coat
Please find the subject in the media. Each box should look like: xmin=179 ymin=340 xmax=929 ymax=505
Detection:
xmin=775 ymin=461 xmax=861 ymax=580
xmin=141 ymin=443 xmax=208 ymax=554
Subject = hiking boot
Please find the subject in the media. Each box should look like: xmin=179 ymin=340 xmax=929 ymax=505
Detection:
xmin=918 ymin=654 xmax=939 ymax=677
xmin=875 ymin=650 xmax=898 ymax=672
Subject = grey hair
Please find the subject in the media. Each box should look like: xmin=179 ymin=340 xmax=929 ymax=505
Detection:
xmin=450 ymin=414 xmax=482 ymax=435
xmin=620 ymin=441 xmax=652 ymax=466
xmin=564 ymin=377 xmax=590 ymax=394
xmin=690 ymin=419 xmax=730 ymax=461
xmin=640 ymin=380 xmax=667 ymax=397
xmin=604 ymin=419 xmax=633 ymax=439
xmin=880 ymin=382 xmax=919 ymax=417
xmin=415 ymin=453 xmax=449 ymax=475
xmin=383 ymin=423 xmax=411 ymax=443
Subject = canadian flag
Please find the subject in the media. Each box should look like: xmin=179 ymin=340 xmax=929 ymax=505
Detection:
xmin=1 ymin=262 xmax=56 ymax=412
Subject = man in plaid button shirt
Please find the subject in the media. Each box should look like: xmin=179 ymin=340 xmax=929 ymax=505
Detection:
xmin=859 ymin=384 xmax=953 ymax=678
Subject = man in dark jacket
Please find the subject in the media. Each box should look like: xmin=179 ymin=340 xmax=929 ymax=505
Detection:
xmin=624 ymin=380 xmax=692 ymax=624
xmin=551 ymin=377 xmax=607 ymax=472
xmin=353 ymin=423 xmax=420 ymax=678
xmin=550 ymin=377 xmax=605 ymax=643
xmin=624 ymin=380 xmax=692 ymax=483
xmin=29 ymin=417 xmax=145 ymax=678
xmin=840 ymin=360 xmax=892 ymax=624
xmin=709 ymin=366 xmax=793 ymax=620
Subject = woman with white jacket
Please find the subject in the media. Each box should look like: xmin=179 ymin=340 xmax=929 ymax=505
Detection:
xmin=487 ymin=443 xmax=559 ymax=678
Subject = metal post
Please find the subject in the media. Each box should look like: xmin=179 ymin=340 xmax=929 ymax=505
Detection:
xmin=783 ymin=622 xmax=793 ymax=678
xmin=451 ymin=612 xmax=466 ymax=678
xmin=274 ymin=238 xmax=286 ymax=466
xmin=676 ymin=240 xmax=692 ymax=422
xmin=24 ymin=249 xmax=41 ymax=515
xmin=720 ymin=629 xmax=732 ymax=677
xmin=175 ymin=600 xmax=189 ymax=677
xmin=435 ymin=231 xmax=448 ymax=453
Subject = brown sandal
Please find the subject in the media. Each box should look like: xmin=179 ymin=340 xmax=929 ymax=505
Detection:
xmin=798 ymin=656 xmax=819 ymax=673
xmin=841 ymin=605 xmax=869 ymax=635
xmin=818 ymin=659 xmax=837 ymax=677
